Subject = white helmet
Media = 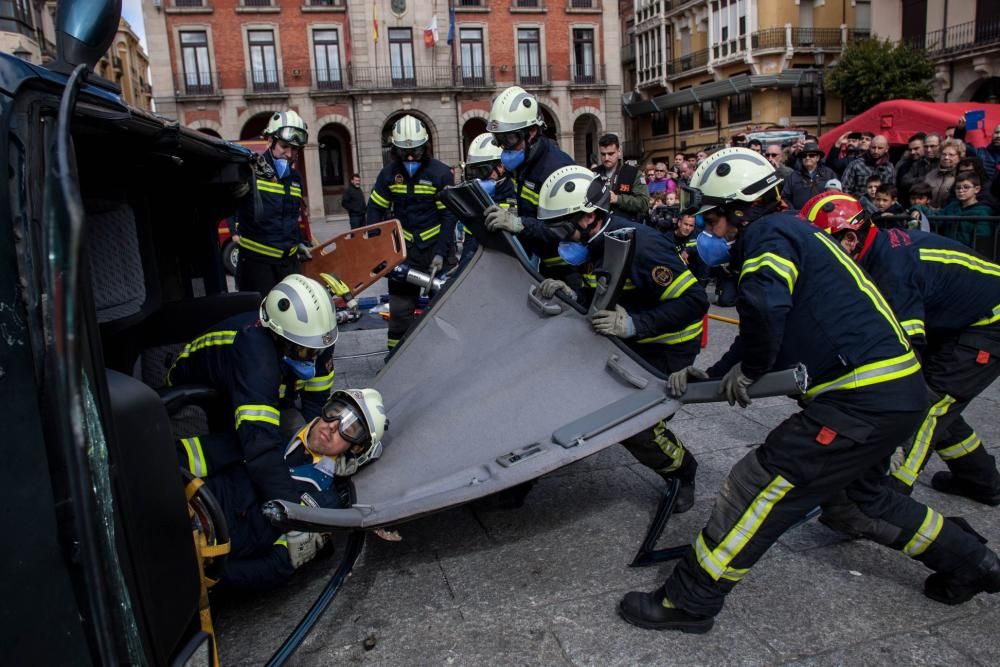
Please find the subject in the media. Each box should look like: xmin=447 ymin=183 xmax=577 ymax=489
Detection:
xmin=391 ymin=115 xmax=429 ymax=150
xmin=324 ymin=388 xmax=388 ymax=473
xmin=681 ymin=147 xmax=781 ymax=215
xmin=466 ymin=132 xmax=503 ymax=166
xmin=536 ymin=165 xmax=610 ymax=221
xmin=263 ymin=110 xmax=308 ymax=147
xmin=487 ymin=86 xmax=543 ymax=134
xmin=260 ymin=275 xmax=338 ymax=349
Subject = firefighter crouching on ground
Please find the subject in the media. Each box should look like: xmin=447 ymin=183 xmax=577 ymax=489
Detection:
xmin=235 ymin=110 xmax=312 ymax=295
xmin=802 ymin=192 xmax=1000 ymax=505
xmin=534 ymin=166 xmax=709 ymax=512
xmin=620 ymin=147 xmax=1000 ymax=634
xmin=366 ymin=115 xmax=457 ymax=351
xmin=482 ymin=86 xmax=576 ymax=285
xmin=458 ymin=132 xmax=517 ymax=266
xmin=178 ymin=389 xmax=387 ymax=590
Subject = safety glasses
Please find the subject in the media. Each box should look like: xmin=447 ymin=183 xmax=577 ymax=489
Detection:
xmin=275 ymin=126 xmax=307 ymax=148
xmin=286 ymin=342 xmax=321 ymax=362
xmin=464 ymin=161 xmax=497 ymax=181
xmin=493 ymin=130 xmax=525 ymax=150
xmin=321 ymin=399 xmax=369 ymax=446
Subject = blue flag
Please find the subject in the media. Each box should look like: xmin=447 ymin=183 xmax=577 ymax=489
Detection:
xmin=447 ymin=7 xmax=455 ymax=45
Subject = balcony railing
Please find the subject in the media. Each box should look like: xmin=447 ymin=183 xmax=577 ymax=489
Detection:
xmin=175 ymin=70 xmax=221 ymax=97
xmin=621 ymin=41 xmax=635 ymax=64
xmin=567 ymin=63 xmax=606 ymax=85
xmin=513 ymin=64 xmax=552 ymax=86
xmin=790 ymin=27 xmax=844 ymax=47
xmin=173 ymin=0 xmax=205 ymax=6
xmin=713 ymin=37 xmax=747 ymax=60
xmin=456 ymin=65 xmax=497 ymax=87
xmin=242 ymin=0 xmax=273 ymax=6
xmin=456 ymin=0 xmax=484 ymax=5
xmin=513 ymin=0 xmax=543 ymax=8
xmin=910 ymin=17 xmax=1000 ymax=57
xmin=666 ymin=48 xmax=708 ymax=76
xmin=568 ymin=0 xmax=596 ymax=7
xmin=312 ymin=68 xmax=346 ymax=90
xmin=247 ymin=69 xmax=282 ymax=93
xmin=751 ymin=26 xmax=870 ymax=51
xmin=308 ymin=0 xmax=344 ymax=6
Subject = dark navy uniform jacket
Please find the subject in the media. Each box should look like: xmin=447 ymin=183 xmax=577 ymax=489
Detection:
xmin=236 ymin=150 xmax=306 ymax=260
xmin=366 ymin=157 xmax=457 ymax=259
xmin=167 ymin=312 xmax=335 ymax=502
xmin=709 ymin=212 xmax=926 ymax=412
xmin=858 ymin=227 xmax=1000 ymax=345
xmin=584 ymin=218 xmax=709 ymax=370
xmin=510 ymin=137 xmax=575 ymax=272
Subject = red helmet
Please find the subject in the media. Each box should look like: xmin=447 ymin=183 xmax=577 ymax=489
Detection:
xmin=799 ymin=193 xmax=866 ymax=234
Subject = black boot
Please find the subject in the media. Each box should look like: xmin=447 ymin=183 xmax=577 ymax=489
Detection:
xmin=673 ymin=479 xmax=695 ymax=514
xmin=930 ymin=472 xmax=1000 ymax=506
xmin=924 ymin=551 xmax=1000 ymax=605
xmin=618 ymin=587 xmax=714 ymax=634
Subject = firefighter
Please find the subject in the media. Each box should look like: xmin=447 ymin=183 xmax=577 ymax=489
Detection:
xmin=178 ymin=389 xmax=388 ymax=590
xmin=593 ymin=132 xmax=649 ymax=222
xmin=619 ymin=148 xmax=1000 ymax=634
xmin=482 ymin=86 xmax=576 ymax=284
xmin=167 ymin=274 xmax=339 ymax=504
xmin=802 ymin=192 xmax=1000 ymax=505
xmin=458 ymin=132 xmax=517 ymax=266
xmin=535 ymin=166 xmax=708 ymax=512
xmin=366 ymin=115 xmax=458 ymax=351
xmin=235 ymin=110 xmax=312 ymax=295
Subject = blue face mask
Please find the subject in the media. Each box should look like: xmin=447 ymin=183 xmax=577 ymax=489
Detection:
xmin=477 ymin=178 xmax=497 ymax=200
xmin=500 ymin=149 xmax=526 ymax=171
xmin=273 ymin=158 xmax=289 ymax=179
xmin=557 ymin=241 xmax=590 ymax=266
xmin=283 ymin=356 xmax=317 ymax=381
xmin=696 ymin=231 xmax=732 ymax=267
xmin=403 ymin=160 xmax=420 ymax=178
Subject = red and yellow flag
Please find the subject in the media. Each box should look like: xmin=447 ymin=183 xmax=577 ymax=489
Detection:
xmin=372 ymin=0 xmax=379 ymax=43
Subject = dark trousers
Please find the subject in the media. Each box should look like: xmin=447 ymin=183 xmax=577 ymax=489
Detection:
xmin=236 ymin=251 xmax=301 ymax=296
xmin=664 ymin=395 xmax=993 ymax=617
xmin=387 ymin=243 xmax=437 ymax=350
xmin=893 ymin=323 xmax=1000 ymax=490
xmin=620 ymin=339 xmax=701 ymax=483
xmin=348 ymin=213 xmax=366 ymax=230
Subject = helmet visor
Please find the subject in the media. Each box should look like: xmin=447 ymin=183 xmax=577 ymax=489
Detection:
xmin=275 ymin=126 xmax=307 ymax=147
xmin=464 ymin=161 xmax=497 ymax=181
xmin=545 ymin=218 xmax=578 ymax=241
xmin=493 ymin=130 xmax=526 ymax=150
xmin=678 ymin=185 xmax=703 ymax=215
xmin=321 ymin=399 xmax=369 ymax=445
xmin=393 ymin=143 xmax=427 ymax=161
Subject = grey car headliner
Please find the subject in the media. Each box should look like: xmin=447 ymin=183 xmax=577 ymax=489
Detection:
xmin=276 ymin=241 xmax=683 ymax=529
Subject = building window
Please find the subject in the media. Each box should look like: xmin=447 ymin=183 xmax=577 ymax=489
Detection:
xmin=728 ymin=90 xmax=752 ymax=124
xmin=243 ymin=0 xmax=273 ymax=7
xmin=651 ymin=110 xmax=669 ymax=136
xmin=308 ymin=0 xmax=345 ymax=6
xmin=313 ymin=29 xmax=342 ymax=89
xmin=389 ymin=27 xmax=415 ymax=85
xmin=174 ymin=0 xmax=205 ymax=7
xmin=711 ymin=0 xmax=748 ymax=58
xmin=699 ymin=100 xmax=717 ymax=127
xmin=517 ymin=27 xmax=542 ymax=84
xmin=572 ymin=28 xmax=595 ymax=83
xmin=678 ymin=105 xmax=694 ymax=132
xmin=460 ymin=27 xmax=485 ymax=84
xmin=180 ymin=30 xmax=213 ymax=94
xmin=514 ymin=0 xmax=541 ymax=7
xmin=248 ymin=29 xmax=279 ymax=91
xmin=0 ymin=0 xmax=35 ymax=37
xmin=791 ymin=74 xmax=825 ymax=117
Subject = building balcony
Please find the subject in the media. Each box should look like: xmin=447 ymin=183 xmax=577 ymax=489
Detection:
xmin=511 ymin=64 xmax=552 ymax=88
xmin=910 ymin=17 xmax=1000 ymax=59
xmin=565 ymin=63 xmax=606 ymax=86
xmin=751 ymin=26 xmax=869 ymax=52
xmin=621 ymin=41 xmax=635 ymax=64
xmin=173 ymin=70 xmax=223 ymax=99
xmin=245 ymin=69 xmax=286 ymax=96
xmin=337 ymin=65 xmax=497 ymax=92
xmin=666 ymin=48 xmax=709 ymax=78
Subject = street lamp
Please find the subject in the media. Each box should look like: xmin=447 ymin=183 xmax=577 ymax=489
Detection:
xmin=814 ymin=48 xmax=826 ymax=136
xmin=12 ymin=43 xmax=32 ymax=63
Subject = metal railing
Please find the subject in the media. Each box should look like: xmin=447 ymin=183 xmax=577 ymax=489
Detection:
xmin=242 ymin=0 xmax=273 ymax=6
xmin=911 ymin=17 xmax=1000 ymax=56
xmin=790 ymin=27 xmax=844 ymax=47
xmin=750 ymin=27 xmax=869 ymax=51
xmin=567 ymin=63 xmax=606 ymax=85
xmin=513 ymin=0 xmax=544 ymax=7
xmin=247 ymin=69 xmax=282 ymax=93
xmin=175 ymin=70 xmax=221 ymax=96
xmin=173 ymin=0 xmax=205 ymax=6
xmin=308 ymin=0 xmax=344 ymax=6
xmin=879 ymin=214 xmax=1000 ymax=262
xmin=312 ymin=68 xmax=346 ymax=90
xmin=621 ymin=41 xmax=635 ymax=64
xmin=713 ymin=37 xmax=747 ymax=60
xmin=666 ymin=48 xmax=709 ymax=76
xmin=456 ymin=0 xmax=484 ymax=5
xmin=514 ymin=64 xmax=552 ymax=86
xmin=569 ymin=0 xmax=596 ymax=7
xmin=456 ymin=65 xmax=496 ymax=87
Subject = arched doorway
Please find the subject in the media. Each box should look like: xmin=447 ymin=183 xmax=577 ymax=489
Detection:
xmin=381 ymin=111 xmax=436 ymax=165
xmin=971 ymin=77 xmax=1000 ymax=104
xmin=240 ymin=112 xmax=273 ymax=141
xmin=572 ymin=113 xmax=602 ymax=167
xmin=197 ymin=128 xmax=222 ymax=138
xmin=318 ymin=123 xmax=354 ymax=215
xmin=461 ymin=117 xmax=487 ymax=160
xmin=538 ymin=105 xmax=558 ymax=141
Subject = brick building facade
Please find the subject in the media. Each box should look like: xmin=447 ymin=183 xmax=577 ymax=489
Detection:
xmin=144 ymin=0 xmax=623 ymax=220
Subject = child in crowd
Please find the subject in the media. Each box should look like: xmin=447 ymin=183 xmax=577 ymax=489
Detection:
xmin=907 ymin=182 xmax=934 ymax=231
xmin=871 ymin=184 xmax=907 ymax=229
xmin=859 ymin=175 xmax=881 ymax=215
xmin=938 ymin=172 xmax=994 ymax=248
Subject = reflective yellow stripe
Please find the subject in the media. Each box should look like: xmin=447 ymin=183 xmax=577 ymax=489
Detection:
xmin=938 ymin=433 xmax=982 ymax=461
xmin=181 ymin=437 xmax=208 ymax=477
xmin=289 ymin=187 xmax=302 ymax=199
xmin=919 ymin=248 xmax=1000 ymax=277
xmin=815 ymin=232 xmax=909 ymax=349
xmin=637 ymin=318 xmax=704 ymax=345
xmin=235 ymin=404 xmax=281 ymax=428
xmin=661 ymin=270 xmax=696 ymax=301
xmin=695 ymin=475 xmax=793 ymax=581
xmin=973 ymin=304 xmax=1000 ymax=326
xmin=903 ymin=507 xmax=944 ymax=557
xmin=240 ymin=236 xmax=285 ymax=258
xmin=401 ymin=229 xmax=414 ymax=242
xmin=388 ymin=184 xmax=408 ymax=194
xmin=418 ymin=225 xmax=441 ymax=241
xmin=893 ymin=395 xmax=956 ymax=486
xmin=302 ymin=371 xmax=335 ymax=393
xmin=370 ymin=190 xmax=391 ymax=208
xmin=171 ymin=330 xmax=238 ymax=375
xmin=543 ymin=256 xmax=569 ymax=266
xmin=740 ymin=252 xmax=799 ymax=295
xmin=413 ymin=185 xmax=437 ymax=194
xmin=435 ymin=201 xmax=447 ymax=210
xmin=320 ymin=273 xmax=351 ymax=297
xmin=520 ymin=187 xmax=539 ymax=205
xmin=900 ymin=319 xmax=926 ymax=337
xmin=805 ymin=193 xmax=857 ymax=223
xmin=274 ymin=537 xmax=288 ymax=549
xmin=256 ymin=181 xmax=286 ymax=195
xmin=805 ymin=351 xmax=921 ymax=400
xmin=386 ymin=337 xmax=399 ymax=349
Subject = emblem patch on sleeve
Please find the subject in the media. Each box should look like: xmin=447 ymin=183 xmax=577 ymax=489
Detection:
xmin=651 ymin=265 xmax=673 ymax=286
xmin=394 ymin=174 xmax=405 ymax=184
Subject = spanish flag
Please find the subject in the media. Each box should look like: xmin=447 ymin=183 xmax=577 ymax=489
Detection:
xmin=372 ymin=0 xmax=379 ymax=43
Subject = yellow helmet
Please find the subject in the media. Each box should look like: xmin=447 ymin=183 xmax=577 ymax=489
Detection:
xmin=681 ymin=147 xmax=781 ymax=215
xmin=536 ymin=165 xmax=610 ymax=221
xmin=466 ymin=132 xmax=503 ymax=166
xmin=260 ymin=275 xmax=338 ymax=349
xmin=263 ymin=110 xmax=309 ymax=147
xmin=391 ymin=115 xmax=429 ymax=150
xmin=487 ymin=86 xmax=543 ymax=134
xmin=324 ymin=388 xmax=388 ymax=474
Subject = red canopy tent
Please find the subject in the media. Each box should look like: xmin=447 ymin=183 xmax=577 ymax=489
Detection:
xmin=817 ymin=100 xmax=1000 ymax=155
